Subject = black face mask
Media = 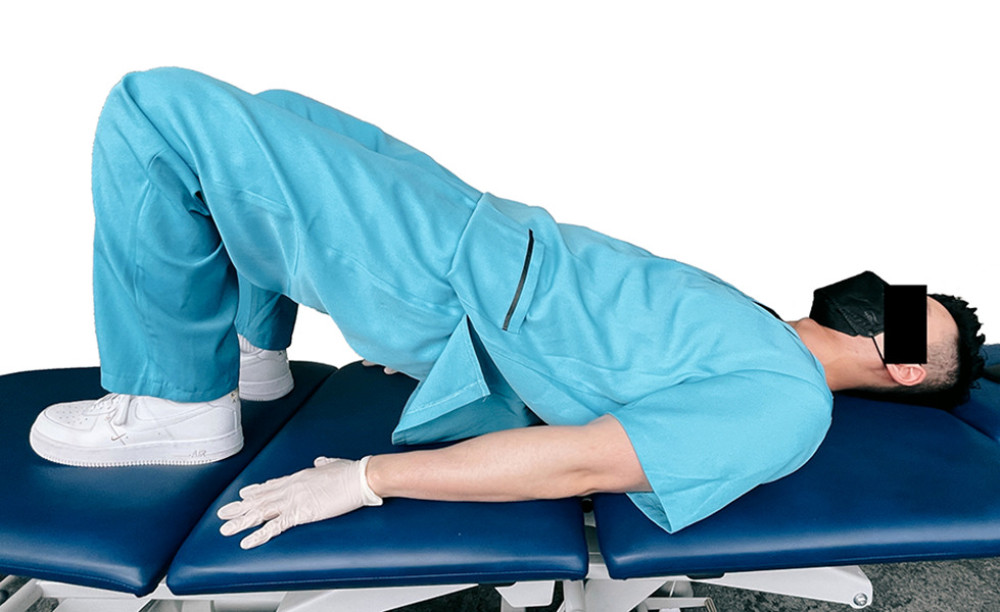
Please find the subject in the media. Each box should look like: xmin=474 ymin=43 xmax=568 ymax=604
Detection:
xmin=809 ymin=271 xmax=888 ymax=338
xmin=810 ymin=271 xmax=927 ymax=364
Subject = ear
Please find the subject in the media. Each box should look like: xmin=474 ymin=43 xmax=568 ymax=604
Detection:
xmin=886 ymin=363 xmax=927 ymax=387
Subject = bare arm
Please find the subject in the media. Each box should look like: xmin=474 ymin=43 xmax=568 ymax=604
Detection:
xmin=218 ymin=414 xmax=651 ymax=549
xmin=367 ymin=414 xmax=652 ymax=502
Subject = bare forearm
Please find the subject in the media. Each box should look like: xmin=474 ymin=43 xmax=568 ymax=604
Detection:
xmin=218 ymin=415 xmax=650 ymax=549
xmin=366 ymin=415 xmax=651 ymax=502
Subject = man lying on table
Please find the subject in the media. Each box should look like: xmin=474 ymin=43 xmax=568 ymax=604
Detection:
xmin=29 ymin=68 xmax=986 ymax=549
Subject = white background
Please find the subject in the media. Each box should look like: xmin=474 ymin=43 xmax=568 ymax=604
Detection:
xmin=0 ymin=1 xmax=996 ymax=377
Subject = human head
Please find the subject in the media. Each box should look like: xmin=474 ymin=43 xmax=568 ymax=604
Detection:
xmin=808 ymin=272 xmax=986 ymax=409
xmin=875 ymin=293 xmax=986 ymax=410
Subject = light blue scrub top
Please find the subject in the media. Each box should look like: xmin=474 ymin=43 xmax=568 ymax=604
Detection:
xmin=93 ymin=68 xmax=832 ymax=534
xmin=393 ymin=194 xmax=834 ymax=533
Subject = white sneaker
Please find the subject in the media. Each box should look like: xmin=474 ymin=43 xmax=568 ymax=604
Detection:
xmin=29 ymin=391 xmax=243 ymax=467
xmin=238 ymin=335 xmax=294 ymax=401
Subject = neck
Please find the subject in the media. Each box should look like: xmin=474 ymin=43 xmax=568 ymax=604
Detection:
xmin=787 ymin=318 xmax=888 ymax=392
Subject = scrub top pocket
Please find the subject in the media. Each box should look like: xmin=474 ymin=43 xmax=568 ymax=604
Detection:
xmin=447 ymin=193 xmax=547 ymax=335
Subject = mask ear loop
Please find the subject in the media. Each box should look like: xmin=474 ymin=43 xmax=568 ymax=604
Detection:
xmin=871 ymin=336 xmax=888 ymax=368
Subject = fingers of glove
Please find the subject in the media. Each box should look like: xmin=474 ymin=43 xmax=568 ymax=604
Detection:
xmin=240 ymin=516 xmax=291 ymax=550
xmin=236 ymin=483 xmax=266 ymax=500
xmin=361 ymin=360 xmax=397 ymax=375
xmin=217 ymin=499 xmax=247 ymax=520
xmin=237 ymin=474 xmax=294 ymax=500
xmin=219 ymin=501 xmax=281 ymax=536
xmin=313 ymin=456 xmax=352 ymax=468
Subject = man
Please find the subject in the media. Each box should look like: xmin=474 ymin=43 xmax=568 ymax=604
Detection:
xmin=29 ymin=68 xmax=985 ymax=550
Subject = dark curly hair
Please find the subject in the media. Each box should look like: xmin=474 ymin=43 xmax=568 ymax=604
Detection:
xmin=870 ymin=293 xmax=986 ymax=410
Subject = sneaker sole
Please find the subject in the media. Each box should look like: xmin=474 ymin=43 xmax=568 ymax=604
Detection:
xmin=239 ymin=372 xmax=294 ymax=402
xmin=29 ymin=428 xmax=244 ymax=468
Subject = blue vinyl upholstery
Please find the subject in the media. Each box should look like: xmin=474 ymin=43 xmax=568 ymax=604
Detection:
xmin=167 ymin=361 xmax=589 ymax=595
xmin=592 ymin=345 xmax=1000 ymax=579
xmin=954 ymin=344 xmax=1000 ymax=442
xmin=5 ymin=347 xmax=997 ymax=597
xmin=0 ymin=362 xmax=334 ymax=595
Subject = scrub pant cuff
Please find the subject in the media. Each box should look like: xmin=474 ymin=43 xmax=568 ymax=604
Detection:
xmin=100 ymin=370 xmax=238 ymax=403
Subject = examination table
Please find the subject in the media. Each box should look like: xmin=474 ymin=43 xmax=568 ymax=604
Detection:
xmin=1 ymin=345 xmax=998 ymax=611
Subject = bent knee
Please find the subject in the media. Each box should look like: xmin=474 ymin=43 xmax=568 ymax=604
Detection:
xmin=115 ymin=67 xmax=236 ymax=111
xmin=255 ymin=88 xmax=299 ymax=103
xmin=119 ymin=66 xmax=207 ymax=93
xmin=253 ymin=89 xmax=323 ymax=119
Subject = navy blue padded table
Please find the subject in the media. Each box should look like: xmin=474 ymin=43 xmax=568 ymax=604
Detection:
xmin=592 ymin=346 xmax=1000 ymax=579
xmin=0 ymin=361 xmax=334 ymax=595
xmin=954 ymin=344 xmax=1000 ymax=442
xmin=168 ymin=361 xmax=589 ymax=595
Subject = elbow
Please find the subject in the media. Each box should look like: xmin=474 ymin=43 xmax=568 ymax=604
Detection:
xmin=568 ymin=416 xmax=651 ymax=496
xmin=568 ymin=469 xmax=606 ymax=498
xmin=566 ymin=465 xmax=649 ymax=498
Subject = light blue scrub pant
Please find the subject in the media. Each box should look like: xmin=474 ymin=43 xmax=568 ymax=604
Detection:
xmin=93 ymin=68 xmax=481 ymax=401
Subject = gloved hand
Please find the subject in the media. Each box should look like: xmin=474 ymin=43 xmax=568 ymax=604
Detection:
xmin=361 ymin=359 xmax=399 ymax=375
xmin=217 ymin=456 xmax=383 ymax=549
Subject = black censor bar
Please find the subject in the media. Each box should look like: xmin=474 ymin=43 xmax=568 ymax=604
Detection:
xmin=884 ymin=285 xmax=927 ymax=364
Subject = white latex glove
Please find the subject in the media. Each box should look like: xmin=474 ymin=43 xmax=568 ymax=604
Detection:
xmin=217 ymin=456 xmax=383 ymax=549
xmin=361 ymin=359 xmax=398 ymax=375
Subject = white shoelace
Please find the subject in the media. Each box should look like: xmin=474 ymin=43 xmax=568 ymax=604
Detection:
xmin=85 ymin=393 xmax=133 ymax=428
